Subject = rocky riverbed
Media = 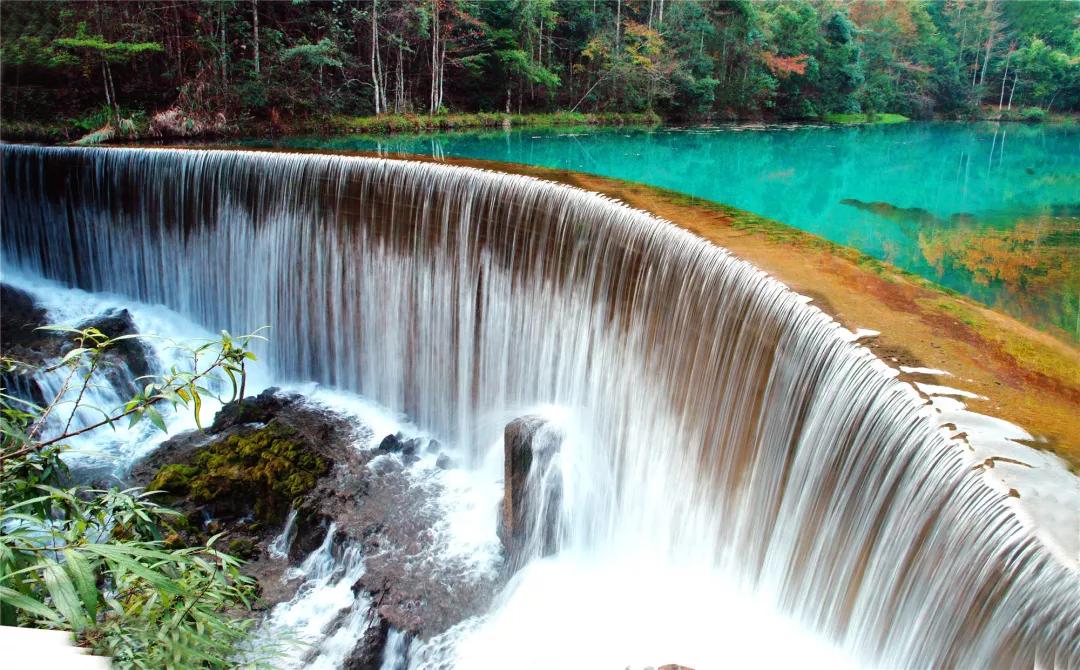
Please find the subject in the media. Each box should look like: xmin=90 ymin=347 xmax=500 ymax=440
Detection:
xmin=126 ymin=387 xmax=504 ymax=666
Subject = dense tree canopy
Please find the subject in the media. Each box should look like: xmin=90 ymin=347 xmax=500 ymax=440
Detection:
xmin=1 ymin=0 xmax=1077 ymax=129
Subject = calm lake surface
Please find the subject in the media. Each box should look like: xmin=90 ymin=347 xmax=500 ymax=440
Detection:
xmin=254 ymin=122 xmax=1080 ymax=342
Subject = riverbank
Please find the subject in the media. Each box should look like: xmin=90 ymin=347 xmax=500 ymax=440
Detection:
xmin=0 ymin=110 xmax=662 ymax=145
xmin=7 ymin=106 xmax=1074 ymax=145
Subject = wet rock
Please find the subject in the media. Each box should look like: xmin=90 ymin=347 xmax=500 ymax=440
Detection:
xmin=76 ymin=308 xmax=155 ymax=379
xmin=1 ymin=284 xmax=53 ymax=356
xmin=1 ymin=288 xmax=155 ymax=408
xmin=128 ymin=389 xmax=367 ymax=606
xmin=378 ymin=433 xmax=405 ymax=452
xmin=0 ymin=290 xmax=155 ymax=403
xmin=377 ymin=432 xmax=424 ymax=465
xmin=130 ymin=389 xmax=499 ymax=642
xmin=1 ymin=285 xmax=63 ymax=402
xmin=343 ymin=613 xmax=391 ymax=670
xmin=435 ymin=453 xmax=454 ymax=470
xmin=500 ymin=415 xmax=563 ymax=569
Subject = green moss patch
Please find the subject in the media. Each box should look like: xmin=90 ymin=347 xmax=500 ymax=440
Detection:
xmin=150 ymin=421 xmax=328 ymax=523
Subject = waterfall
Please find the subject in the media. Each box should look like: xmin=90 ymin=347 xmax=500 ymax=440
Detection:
xmin=2 ymin=145 xmax=1077 ymax=668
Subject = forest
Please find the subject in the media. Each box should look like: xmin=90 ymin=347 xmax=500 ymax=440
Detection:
xmin=0 ymin=1 xmax=1078 ymax=137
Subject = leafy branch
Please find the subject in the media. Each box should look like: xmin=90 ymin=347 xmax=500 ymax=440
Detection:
xmin=1 ymin=325 xmax=275 ymax=669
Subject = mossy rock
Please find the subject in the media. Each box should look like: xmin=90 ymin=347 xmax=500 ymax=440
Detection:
xmin=151 ymin=463 xmax=199 ymax=495
xmin=227 ymin=537 xmax=258 ymax=560
xmin=149 ymin=420 xmax=329 ymax=524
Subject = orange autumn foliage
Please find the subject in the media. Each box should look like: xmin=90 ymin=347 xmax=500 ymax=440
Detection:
xmin=762 ymin=52 xmax=809 ymax=78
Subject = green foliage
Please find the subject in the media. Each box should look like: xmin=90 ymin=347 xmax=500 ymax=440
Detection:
xmin=54 ymin=27 xmax=163 ymax=63
xmin=326 ymin=109 xmax=659 ymax=134
xmin=1 ymin=326 xmax=271 ymax=668
xmin=1021 ymin=106 xmax=1048 ymax=123
xmin=1 ymin=0 xmax=1078 ymax=131
xmin=280 ymin=38 xmax=343 ymax=69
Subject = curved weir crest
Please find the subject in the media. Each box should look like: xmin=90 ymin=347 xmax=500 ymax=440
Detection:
xmin=2 ymin=145 xmax=1078 ymax=668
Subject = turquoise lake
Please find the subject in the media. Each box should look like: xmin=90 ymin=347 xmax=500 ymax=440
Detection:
xmin=253 ymin=122 xmax=1080 ymax=342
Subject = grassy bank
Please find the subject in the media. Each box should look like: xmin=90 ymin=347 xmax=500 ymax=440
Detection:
xmin=823 ymin=112 xmax=910 ymax=125
xmin=320 ymin=110 xmax=662 ymax=134
xmin=972 ymin=105 xmax=1077 ymax=124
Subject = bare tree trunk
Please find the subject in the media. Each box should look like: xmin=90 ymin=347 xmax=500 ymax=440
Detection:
xmin=252 ymin=0 xmax=260 ymax=75
xmin=648 ymin=0 xmax=654 ymax=29
xmin=1007 ymin=69 xmax=1018 ymax=110
xmin=371 ymin=0 xmax=384 ymax=114
xmin=538 ymin=16 xmax=543 ymax=64
xmin=956 ymin=12 xmax=967 ymax=68
xmin=395 ymin=43 xmax=405 ymax=113
xmin=174 ymin=6 xmax=184 ymax=89
xmin=1046 ymin=89 xmax=1061 ymax=112
xmin=430 ymin=0 xmax=439 ymax=114
xmin=615 ymin=0 xmax=621 ymax=47
xmin=658 ymin=0 xmax=665 ymax=25
xmin=101 ymin=61 xmax=114 ymax=114
xmin=978 ymin=3 xmax=998 ymax=87
xmin=438 ymin=38 xmax=446 ymax=111
xmin=997 ymin=49 xmax=1011 ymax=110
xmin=220 ymin=2 xmax=228 ymax=96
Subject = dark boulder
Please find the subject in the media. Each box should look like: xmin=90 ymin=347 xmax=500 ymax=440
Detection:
xmin=76 ymin=308 xmax=155 ymax=380
xmin=1 ymin=286 xmax=63 ymax=401
xmin=342 ymin=614 xmax=392 ymax=670
xmin=128 ymin=389 xmax=367 ymax=607
xmin=1 ymin=284 xmax=52 ymax=354
xmin=130 ymin=388 xmax=499 ymax=649
xmin=0 ymin=289 xmax=156 ymax=405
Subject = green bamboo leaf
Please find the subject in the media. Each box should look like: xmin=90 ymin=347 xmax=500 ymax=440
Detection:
xmin=36 ymin=325 xmax=83 ymax=334
xmin=145 ymin=406 xmax=167 ymax=433
xmin=61 ymin=347 xmax=90 ymax=364
xmin=222 ymin=365 xmax=238 ymax=401
xmin=43 ymin=559 xmax=89 ymax=629
xmin=62 ymin=548 xmax=99 ymax=621
xmin=0 ymin=585 xmax=63 ymax=624
xmin=83 ymin=544 xmax=183 ymax=595
xmin=108 ymin=333 xmax=145 ymax=342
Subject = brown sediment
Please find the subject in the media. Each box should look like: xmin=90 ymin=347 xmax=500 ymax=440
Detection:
xmin=176 ymin=144 xmax=1080 ymax=471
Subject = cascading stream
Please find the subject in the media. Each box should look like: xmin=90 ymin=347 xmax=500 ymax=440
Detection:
xmin=2 ymin=145 xmax=1077 ymax=668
